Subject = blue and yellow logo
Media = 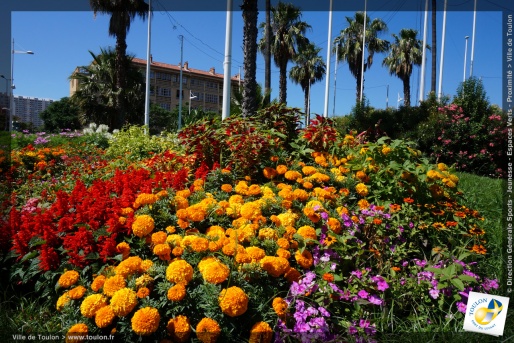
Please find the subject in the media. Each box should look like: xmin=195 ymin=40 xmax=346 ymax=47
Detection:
xmin=474 ymin=299 xmax=503 ymax=325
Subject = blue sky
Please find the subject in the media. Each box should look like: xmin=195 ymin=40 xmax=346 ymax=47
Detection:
xmin=6 ymin=2 xmax=505 ymax=117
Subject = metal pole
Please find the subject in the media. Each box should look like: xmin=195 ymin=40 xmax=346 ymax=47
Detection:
xmin=386 ymin=85 xmax=389 ymax=108
xmin=463 ymin=36 xmax=469 ymax=82
xmin=469 ymin=0 xmax=476 ymax=77
xmin=437 ymin=0 xmax=447 ymax=101
xmin=332 ymin=43 xmax=338 ymax=116
xmin=222 ymin=0 xmax=233 ymax=121
xmin=323 ymin=0 xmax=333 ymax=117
xmin=144 ymin=0 xmax=151 ymax=133
xmin=178 ymin=35 xmax=184 ymax=130
xmin=419 ymin=0 xmax=428 ymax=103
xmin=359 ymin=0 xmax=367 ymax=103
xmin=10 ymin=39 xmax=14 ymax=132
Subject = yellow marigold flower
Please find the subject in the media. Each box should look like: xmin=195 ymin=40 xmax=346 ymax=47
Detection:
xmin=260 ymin=256 xmax=290 ymax=277
xmin=118 ymin=216 xmax=127 ymax=225
xmin=427 ymin=170 xmax=440 ymax=180
xmin=116 ymin=242 xmax=130 ymax=259
xmin=249 ymin=321 xmax=273 ymax=343
xmin=103 ymin=275 xmax=126 ymax=297
xmin=278 ymin=187 xmax=294 ymax=201
xmin=134 ymin=193 xmax=158 ymax=208
xmin=68 ymin=285 xmax=87 ymax=300
xmin=167 ymin=234 xmax=182 ymax=246
xmin=302 ymin=165 xmax=317 ymax=176
xmin=293 ymin=188 xmax=309 ymax=202
xmin=165 ymin=226 xmax=176 ymax=234
xmin=355 ymin=183 xmax=369 ymax=197
xmin=284 ymin=267 xmax=301 ymax=283
xmin=172 ymin=246 xmax=184 ymax=256
xmin=153 ymin=243 xmax=171 ymax=256
xmin=95 ymin=305 xmax=115 ymax=328
xmin=263 ymin=167 xmax=278 ymax=179
xmin=91 ymin=275 xmax=106 ymax=292
xmin=190 ymin=236 xmax=209 ymax=252
xmin=311 ymin=172 xmax=330 ymax=183
xmin=151 ymin=231 xmax=168 ymax=245
xmin=140 ymin=259 xmax=153 ymax=272
xmin=245 ymin=246 xmax=266 ymax=262
xmin=314 ymin=155 xmax=328 ymax=167
xmin=235 ymin=252 xmax=252 ymax=263
xmin=276 ymin=238 xmax=290 ymax=249
xmin=382 ymin=145 xmax=392 ymax=155
xmin=276 ymin=165 xmax=288 ymax=174
xmin=355 ymin=170 xmax=369 ymax=182
xmin=206 ymin=226 xmax=225 ymax=239
xmin=240 ymin=201 xmax=262 ymax=220
xmin=276 ymin=248 xmax=291 ymax=260
xmin=65 ymin=323 xmax=88 ymax=343
xmin=167 ymin=315 xmax=191 ymax=343
xmin=80 ymin=293 xmax=108 ymax=318
xmin=135 ymin=274 xmax=154 ymax=289
xmin=166 ymin=260 xmax=194 ymax=284
xmin=186 ymin=204 xmax=207 ymax=222
xmin=115 ymin=256 xmax=143 ymax=278
xmin=221 ymin=184 xmax=233 ymax=193
xmin=167 ymin=283 xmax=187 ymax=301
xmin=295 ymin=249 xmax=314 ymax=269
xmin=272 ymin=297 xmax=288 ymax=317
xmin=57 ymin=292 xmax=71 ymax=311
xmin=297 ymin=226 xmax=317 ymax=242
xmin=200 ymin=260 xmax=230 ymax=284
xmin=196 ymin=318 xmax=221 ymax=343
xmin=174 ymin=195 xmax=189 ymax=210
xmin=258 ymin=227 xmax=278 ymax=241
xmin=277 ymin=211 xmax=297 ymax=227
xmin=110 ymin=288 xmax=137 ymax=316
xmin=218 ymin=286 xmax=249 ymax=317
xmin=442 ymin=177 xmax=456 ymax=188
xmin=176 ymin=208 xmax=189 ymax=220
xmin=284 ymin=170 xmax=302 ymax=181
xmin=137 ymin=287 xmax=150 ymax=298
xmin=283 ymin=226 xmax=297 ymax=240
xmin=176 ymin=189 xmax=191 ymax=198
xmin=58 ymin=270 xmax=80 ymax=288
xmin=131 ymin=307 xmax=160 ymax=336
xmin=357 ymin=199 xmax=370 ymax=209
xmin=247 ymin=184 xmax=262 ymax=196
xmin=132 ymin=215 xmax=155 ymax=237
xmin=234 ymin=181 xmax=249 ymax=195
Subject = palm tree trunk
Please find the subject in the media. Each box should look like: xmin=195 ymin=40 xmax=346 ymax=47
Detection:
xmin=115 ymin=32 xmax=127 ymax=129
xmin=304 ymin=88 xmax=309 ymax=124
xmin=431 ymin=0 xmax=437 ymax=93
xmin=264 ymin=0 xmax=271 ymax=106
xmin=279 ymin=59 xmax=288 ymax=104
xmin=241 ymin=0 xmax=259 ymax=116
xmin=403 ymin=76 xmax=411 ymax=107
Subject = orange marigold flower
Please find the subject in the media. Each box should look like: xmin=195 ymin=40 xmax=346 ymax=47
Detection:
xmin=68 ymin=285 xmax=87 ymax=300
xmin=153 ymin=243 xmax=171 ymax=256
xmin=276 ymin=248 xmax=291 ymax=260
xmin=247 ymin=184 xmax=262 ymax=196
xmin=58 ymin=270 xmax=80 ymax=288
xmin=322 ymin=273 xmax=335 ymax=282
xmin=140 ymin=259 xmax=153 ymax=272
xmin=221 ymin=184 xmax=233 ymax=193
xmin=66 ymin=323 xmax=88 ymax=343
xmin=177 ymin=218 xmax=189 ymax=229
xmin=391 ymin=266 xmax=401 ymax=272
xmin=57 ymin=292 xmax=71 ymax=311
xmin=284 ymin=170 xmax=302 ymax=181
xmin=292 ymin=188 xmax=309 ymax=202
xmin=166 ymin=260 xmax=194 ymax=284
xmin=302 ymin=181 xmax=313 ymax=189
xmin=218 ymin=286 xmax=249 ymax=317
xmin=240 ymin=201 xmax=262 ymax=220
xmin=172 ymin=246 xmax=184 ymax=257
xmin=276 ymin=165 xmax=288 ymax=174
xmin=373 ymin=218 xmax=382 ymax=225
xmin=103 ymin=275 xmax=127 ymax=297
xmin=196 ymin=317 xmax=221 ymax=343
xmin=167 ymin=283 xmax=187 ymax=301
xmin=131 ymin=307 xmax=160 ymax=336
xmin=403 ymin=197 xmax=414 ymax=204
xmin=115 ymin=256 xmax=143 ymax=278
xmin=295 ymin=250 xmax=314 ymax=269
xmin=80 ymin=294 xmax=108 ymax=318
xmin=91 ymin=275 xmax=106 ymax=292
xmin=327 ymin=218 xmax=341 ymax=234
xmin=200 ymin=260 xmax=230 ymax=284
xmin=95 ymin=305 xmax=115 ymax=328
xmin=284 ymin=267 xmax=301 ymax=283
xmin=276 ymin=237 xmax=290 ymax=249
xmin=471 ymin=244 xmax=487 ymax=255
xmin=297 ymin=226 xmax=317 ymax=242
xmin=116 ymin=242 xmax=130 ymax=259
xmin=151 ymin=231 xmax=168 ymax=245
xmin=272 ymin=297 xmax=288 ymax=317
xmin=167 ymin=315 xmax=191 ymax=343
xmin=245 ymin=246 xmax=266 ymax=262
xmin=132 ymin=215 xmax=155 ymax=237
xmin=357 ymin=199 xmax=370 ymax=209
xmin=263 ymin=167 xmax=278 ymax=179
xmin=260 ymin=256 xmax=290 ymax=277
xmin=137 ymin=287 xmax=150 ymax=299
xmin=355 ymin=183 xmax=369 ymax=197
xmin=249 ymin=322 xmax=273 ymax=343
xmin=258 ymin=227 xmax=278 ymax=241
xmin=134 ymin=193 xmax=158 ymax=208
xmin=389 ymin=204 xmax=401 ymax=212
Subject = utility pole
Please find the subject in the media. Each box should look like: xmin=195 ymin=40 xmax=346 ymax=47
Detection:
xmin=221 ymin=0 xmax=233 ymax=121
xmin=178 ymin=35 xmax=184 ymax=130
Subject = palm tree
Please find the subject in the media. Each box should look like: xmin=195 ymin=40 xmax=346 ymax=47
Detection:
xmin=70 ymin=48 xmax=145 ymax=128
xmin=259 ymin=2 xmax=310 ymax=104
xmin=241 ymin=0 xmax=259 ymax=117
xmin=289 ymin=42 xmax=326 ymax=124
xmin=333 ymin=12 xmax=389 ymax=102
xmin=382 ymin=29 xmax=423 ymax=107
xmin=89 ymin=0 xmax=148 ymax=128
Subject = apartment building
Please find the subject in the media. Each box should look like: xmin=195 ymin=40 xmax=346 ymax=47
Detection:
xmin=0 ymin=92 xmax=53 ymax=128
xmin=70 ymin=57 xmax=242 ymax=114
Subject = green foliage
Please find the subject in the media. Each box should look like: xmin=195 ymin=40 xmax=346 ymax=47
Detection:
xmin=39 ymin=97 xmax=81 ymax=133
xmin=453 ymin=77 xmax=490 ymax=122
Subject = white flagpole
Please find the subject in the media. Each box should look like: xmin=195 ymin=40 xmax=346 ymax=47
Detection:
xmin=437 ymin=0 xmax=447 ymax=101
xmin=419 ymin=0 xmax=428 ymax=103
xmin=144 ymin=0 xmax=151 ymax=132
xmin=323 ymin=0 xmax=333 ymax=117
xmin=469 ymin=0 xmax=477 ymax=77
xmin=222 ymin=0 xmax=233 ymax=121
xmin=359 ymin=0 xmax=367 ymax=103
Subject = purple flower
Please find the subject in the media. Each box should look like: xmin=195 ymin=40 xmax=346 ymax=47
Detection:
xmin=368 ymin=294 xmax=383 ymax=305
xmin=456 ymin=301 xmax=467 ymax=313
xmin=429 ymin=288 xmax=440 ymax=299
xmin=351 ymin=270 xmax=362 ymax=279
xmin=348 ymin=325 xmax=358 ymax=335
xmin=357 ymin=290 xmax=369 ymax=299
xmin=318 ymin=307 xmax=330 ymax=317
xmin=377 ymin=280 xmax=389 ymax=291
xmin=321 ymin=211 xmax=329 ymax=221
xmin=482 ymin=278 xmax=499 ymax=291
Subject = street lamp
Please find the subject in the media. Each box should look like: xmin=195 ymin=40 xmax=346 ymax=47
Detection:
xmin=188 ymin=90 xmax=197 ymax=115
xmin=10 ymin=39 xmax=34 ymax=132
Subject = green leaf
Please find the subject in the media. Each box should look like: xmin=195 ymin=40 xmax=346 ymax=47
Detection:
xmin=20 ymin=250 xmax=38 ymax=263
xmin=458 ymin=275 xmax=477 ymax=283
xmin=451 ymin=278 xmax=465 ymax=291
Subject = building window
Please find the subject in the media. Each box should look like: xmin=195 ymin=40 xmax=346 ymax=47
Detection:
xmin=191 ymin=78 xmax=204 ymax=88
xmin=158 ymin=87 xmax=171 ymax=97
xmin=176 ymin=89 xmax=184 ymax=99
xmin=205 ymin=93 xmax=218 ymax=103
xmin=206 ymin=81 xmax=218 ymax=89
xmin=156 ymin=72 xmax=171 ymax=80
xmin=159 ymin=103 xmax=171 ymax=111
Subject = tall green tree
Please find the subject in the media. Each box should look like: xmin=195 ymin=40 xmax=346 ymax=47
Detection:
xmin=241 ymin=0 xmax=259 ymax=117
xmin=259 ymin=2 xmax=310 ymax=104
xmin=89 ymin=0 xmax=148 ymax=128
xmin=334 ymin=12 xmax=389 ymax=102
xmin=382 ymin=29 xmax=423 ymax=107
xmin=39 ymin=97 xmax=81 ymax=132
xmin=289 ymin=42 xmax=326 ymax=124
xmin=70 ymin=48 xmax=145 ymax=129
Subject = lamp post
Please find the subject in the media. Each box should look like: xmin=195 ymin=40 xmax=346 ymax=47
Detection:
xmin=10 ymin=39 xmax=34 ymax=132
xmin=1 ymin=75 xmax=9 ymax=131
xmin=463 ymin=36 xmax=469 ymax=82
xmin=188 ymin=90 xmax=197 ymax=115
